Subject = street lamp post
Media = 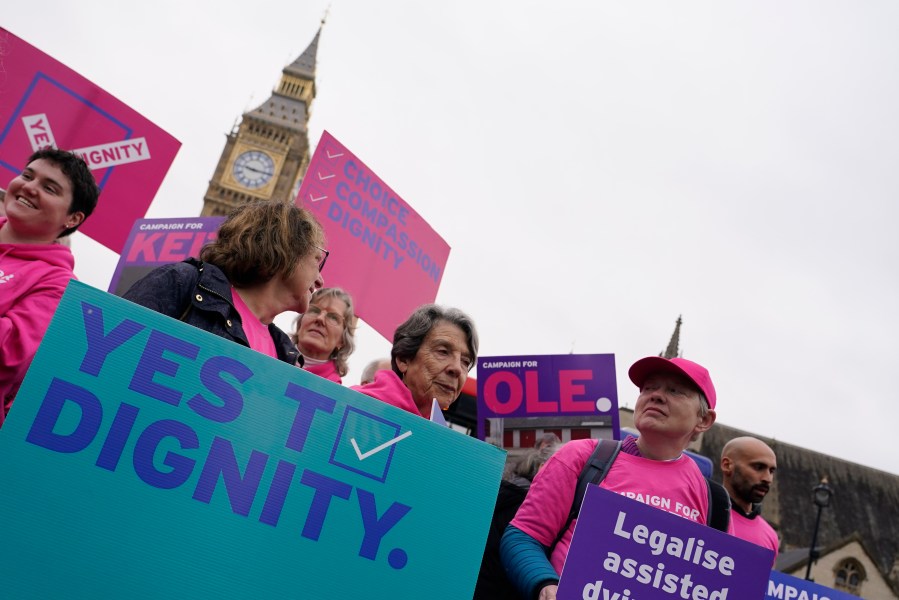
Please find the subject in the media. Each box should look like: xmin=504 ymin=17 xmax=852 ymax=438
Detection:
xmin=805 ymin=477 xmax=834 ymax=581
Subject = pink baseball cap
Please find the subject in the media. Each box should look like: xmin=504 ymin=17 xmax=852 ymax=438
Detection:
xmin=628 ymin=356 xmax=717 ymax=410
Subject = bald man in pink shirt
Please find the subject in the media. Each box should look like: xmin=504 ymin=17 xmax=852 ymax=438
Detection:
xmin=721 ymin=436 xmax=779 ymax=560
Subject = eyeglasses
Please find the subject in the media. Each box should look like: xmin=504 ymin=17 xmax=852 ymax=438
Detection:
xmin=314 ymin=245 xmax=329 ymax=272
xmin=306 ymin=304 xmax=344 ymax=327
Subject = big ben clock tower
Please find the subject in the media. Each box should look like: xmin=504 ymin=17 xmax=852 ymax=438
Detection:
xmin=201 ymin=26 xmax=321 ymax=216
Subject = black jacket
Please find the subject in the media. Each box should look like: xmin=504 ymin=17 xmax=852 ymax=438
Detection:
xmin=474 ymin=479 xmax=530 ymax=600
xmin=122 ymin=258 xmax=299 ymax=366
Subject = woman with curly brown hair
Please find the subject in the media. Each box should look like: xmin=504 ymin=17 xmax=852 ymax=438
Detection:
xmin=123 ymin=200 xmax=326 ymax=365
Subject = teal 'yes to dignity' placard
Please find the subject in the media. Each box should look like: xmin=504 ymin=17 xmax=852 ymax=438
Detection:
xmin=0 ymin=281 xmax=505 ymax=599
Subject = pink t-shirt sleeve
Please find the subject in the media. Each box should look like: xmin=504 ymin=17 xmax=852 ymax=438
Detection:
xmin=510 ymin=439 xmax=596 ymax=574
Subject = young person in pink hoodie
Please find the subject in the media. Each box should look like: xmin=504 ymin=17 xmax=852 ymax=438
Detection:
xmin=0 ymin=148 xmax=100 ymax=426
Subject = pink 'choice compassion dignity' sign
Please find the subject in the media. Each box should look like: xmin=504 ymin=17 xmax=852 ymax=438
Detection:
xmin=296 ymin=131 xmax=450 ymax=341
xmin=0 ymin=29 xmax=180 ymax=253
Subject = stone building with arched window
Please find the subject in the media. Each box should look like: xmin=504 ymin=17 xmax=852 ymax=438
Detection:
xmin=696 ymin=423 xmax=899 ymax=600
xmin=774 ymin=533 xmax=896 ymax=599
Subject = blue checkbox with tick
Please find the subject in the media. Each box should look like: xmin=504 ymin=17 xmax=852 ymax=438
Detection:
xmin=329 ymin=407 xmax=411 ymax=483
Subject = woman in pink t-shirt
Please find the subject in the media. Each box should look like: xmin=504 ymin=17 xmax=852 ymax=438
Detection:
xmin=501 ymin=356 xmax=719 ymax=600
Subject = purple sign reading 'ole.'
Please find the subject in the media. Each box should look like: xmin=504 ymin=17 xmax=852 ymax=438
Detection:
xmin=476 ymin=353 xmax=619 ymax=442
xmin=558 ymin=486 xmax=773 ymax=600
xmin=477 ymin=354 xmax=617 ymax=418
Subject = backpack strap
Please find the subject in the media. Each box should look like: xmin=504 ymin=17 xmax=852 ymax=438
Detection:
xmin=549 ymin=439 xmax=621 ymax=554
xmin=705 ymin=477 xmax=731 ymax=532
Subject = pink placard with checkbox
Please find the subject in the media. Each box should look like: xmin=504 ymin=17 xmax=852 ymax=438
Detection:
xmin=0 ymin=28 xmax=180 ymax=253
xmin=297 ymin=131 xmax=450 ymax=341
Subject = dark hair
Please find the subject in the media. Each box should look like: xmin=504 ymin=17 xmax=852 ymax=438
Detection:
xmin=200 ymin=200 xmax=324 ymax=287
xmin=390 ymin=304 xmax=478 ymax=376
xmin=26 ymin=148 xmax=100 ymax=237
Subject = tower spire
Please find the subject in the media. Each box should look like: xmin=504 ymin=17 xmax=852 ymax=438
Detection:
xmin=285 ymin=22 xmax=322 ymax=80
xmin=246 ymin=25 xmax=321 ymax=126
xmin=660 ymin=315 xmax=683 ymax=359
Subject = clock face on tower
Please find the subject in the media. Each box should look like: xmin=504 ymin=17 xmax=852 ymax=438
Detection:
xmin=232 ymin=150 xmax=275 ymax=189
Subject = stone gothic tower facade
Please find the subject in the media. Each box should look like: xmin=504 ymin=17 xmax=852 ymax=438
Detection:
xmin=200 ymin=27 xmax=321 ymax=216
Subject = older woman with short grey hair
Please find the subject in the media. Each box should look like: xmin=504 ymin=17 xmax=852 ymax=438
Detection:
xmin=352 ymin=304 xmax=478 ymax=419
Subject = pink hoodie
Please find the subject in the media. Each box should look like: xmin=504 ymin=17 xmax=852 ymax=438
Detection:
xmin=351 ymin=369 xmax=424 ymax=417
xmin=0 ymin=217 xmax=76 ymax=426
xmin=304 ymin=359 xmax=343 ymax=384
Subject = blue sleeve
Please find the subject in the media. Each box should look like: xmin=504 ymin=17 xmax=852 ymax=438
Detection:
xmin=499 ymin=524 xmax=559 ymax=599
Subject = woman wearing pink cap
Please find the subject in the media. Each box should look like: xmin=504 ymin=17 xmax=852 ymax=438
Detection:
xmin=501 ymin=356 xmax=719 ymax=600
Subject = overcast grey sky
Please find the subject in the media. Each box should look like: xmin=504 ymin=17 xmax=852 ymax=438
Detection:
xmin=5 ymin=1 xmax=899 ymax=475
